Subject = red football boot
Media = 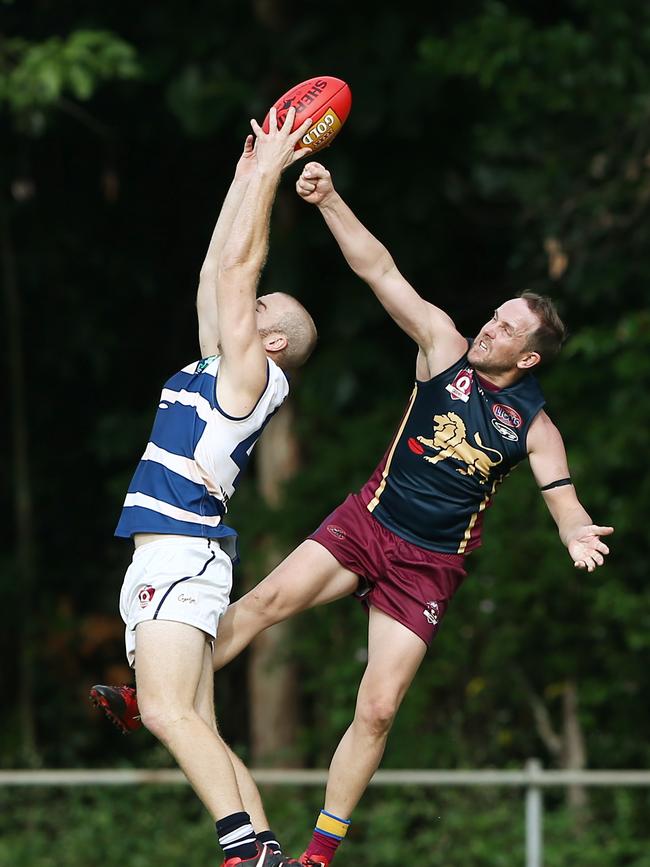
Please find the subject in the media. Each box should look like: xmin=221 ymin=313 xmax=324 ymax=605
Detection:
xmin=89 ymin=684 xmax=142 ymax=734
xmin=222 ymin=842 xmax=300 ymax=866
xmin=299 ymin=855 xmax=331 ymax=866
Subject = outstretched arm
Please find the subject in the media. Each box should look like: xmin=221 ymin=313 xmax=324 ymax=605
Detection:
xmin=215 ymin=108 xmax=312 ymax=416
xmin=296 ymin=161 xmax=467 ymax=375
xmin=196 ymin=135 xmax=257 ymax=358
xmin=527 ymin=411 xmax=614 ymax=572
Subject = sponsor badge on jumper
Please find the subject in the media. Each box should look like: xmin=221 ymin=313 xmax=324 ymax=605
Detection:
xmin=446 ymin=368 xmax=474 ymax=402
xmin=196 ymin=355 xmax=217 ymax=374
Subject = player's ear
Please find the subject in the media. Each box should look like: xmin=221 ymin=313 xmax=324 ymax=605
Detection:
xmin=262 ymin=332 xmax=288 ymax=353
xmin=517 ymin=350 xmax=541 ymax=370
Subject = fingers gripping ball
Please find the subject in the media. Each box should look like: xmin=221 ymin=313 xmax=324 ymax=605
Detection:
xmin=262 ymin=76 xmax=352 ymax=153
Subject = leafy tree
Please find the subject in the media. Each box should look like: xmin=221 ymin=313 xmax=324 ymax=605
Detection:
xmin=1 ymin=24 xmax=138 ymax=765
xmin=0 ymin=12 xmax=646 ymax=853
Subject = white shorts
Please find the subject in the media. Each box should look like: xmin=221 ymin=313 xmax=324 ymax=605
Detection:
xmin=119 ymin=536 xmax=233 ymax=668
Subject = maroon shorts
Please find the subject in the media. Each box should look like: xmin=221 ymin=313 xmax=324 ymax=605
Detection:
xmin=309 ymin=493 xmax=467 ymax=647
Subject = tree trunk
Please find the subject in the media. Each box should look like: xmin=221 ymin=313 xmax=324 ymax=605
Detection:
xmin=523 ymin=674 xmax=589 ymax=816
xmin=562 ymin=679 xmax=588 ymax=813
xmin=247 ymin=400 xmax=302 ymax=766
xmin=1 ymin=201 xmax=40 ymax=766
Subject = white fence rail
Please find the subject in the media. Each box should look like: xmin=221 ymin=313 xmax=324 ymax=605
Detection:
xmin=3 ymin=762 xmax=650 ymax=867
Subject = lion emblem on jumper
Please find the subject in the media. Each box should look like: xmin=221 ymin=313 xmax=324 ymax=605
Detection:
xmin=416 ymin=412 xmax=503 ymax=483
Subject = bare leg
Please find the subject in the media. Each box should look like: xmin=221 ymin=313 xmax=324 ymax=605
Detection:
xmin=213 ymin=540 xmax=359 ymax=671
xmin=193 ymin=645 xmax=269 ymax=831
xmin=136 ymin=620 xmax=243 ymax=819
xmin=324 ymin=607 xmax=428 ymax=817
xmin=224 ymin=746 xmax=268 ymax=832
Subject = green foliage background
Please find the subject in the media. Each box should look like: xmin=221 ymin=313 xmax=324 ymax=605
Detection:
xmin=3 ymin=785 xmax=650 ymax=867
xmin=1 ymin=0 xmax=649 ymax=863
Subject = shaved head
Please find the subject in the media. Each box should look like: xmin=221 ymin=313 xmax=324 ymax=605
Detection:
xmin=257 ymin=292 xmax=317 ymax=370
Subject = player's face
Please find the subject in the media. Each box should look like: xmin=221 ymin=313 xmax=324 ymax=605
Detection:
xmin=468 ymin=298 xmax=540 ymax=375
xmin=255 ymin=293 xmax=284 ymax=332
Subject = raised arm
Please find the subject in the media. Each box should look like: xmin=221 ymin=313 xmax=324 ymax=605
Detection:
xmin=527 ymin=411 xmax=614 ymax=572
xmin=296 ymin=161 xmax=467 ymax=375
xmin=215 ymin=108 xmax=312 ymax=416
xmin=196 ymin=135 xmax=257 ymax=358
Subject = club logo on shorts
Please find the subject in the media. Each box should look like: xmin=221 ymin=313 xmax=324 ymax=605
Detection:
xmin=138 ymin=586 xmax=156 ymax=608
xmin=423 ymin=600 xmax=439 ymax=626
xmin=327 ymin=524 xmax=347 ymax=540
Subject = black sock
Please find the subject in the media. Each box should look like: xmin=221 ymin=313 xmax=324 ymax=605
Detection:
xmin=256 ymin=829 xmax=282 ymax=855
xmin=216 ymin=811 xmax=258 ymax=861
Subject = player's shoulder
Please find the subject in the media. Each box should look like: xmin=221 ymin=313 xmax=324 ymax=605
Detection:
xmin=529 ymin=408 xmax=555 ymax=430
xmin=527 ymin=409 xmax=564 ymax=451
xmin=214 ymin=357 xmax=289 ymax=423
xmin=418 ymin=334 xmax=469 ymax=380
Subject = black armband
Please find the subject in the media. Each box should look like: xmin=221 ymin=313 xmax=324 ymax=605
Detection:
xmin=540 ymin=477 xmax=573 ymax=492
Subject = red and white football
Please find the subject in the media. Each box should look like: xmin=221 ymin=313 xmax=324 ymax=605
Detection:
xmin=262 ymin=76 xmax=352 ymax=153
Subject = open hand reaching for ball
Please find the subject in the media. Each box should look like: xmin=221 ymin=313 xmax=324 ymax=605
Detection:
xmin=296 ymin=162 xmax=335 ymax=206
xmin=250 ymin=107 xmax=313 ymax=175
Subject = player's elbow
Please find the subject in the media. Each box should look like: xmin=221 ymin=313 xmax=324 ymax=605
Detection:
xmin=219 ymin=246 xmax=264 ymax=275
xmin=216 ymin=261 xmax=262 ymax=301
xmin=199 ymin=263 xmax=218 ymax=287
xmin=356 ymin=250 xmax=395 ymax=285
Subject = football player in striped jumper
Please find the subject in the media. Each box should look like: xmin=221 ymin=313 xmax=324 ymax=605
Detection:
xmin=98 ymin=109 xmax=316 ymax=867
xmin=91 ymin=157 xmax=613 ymax=867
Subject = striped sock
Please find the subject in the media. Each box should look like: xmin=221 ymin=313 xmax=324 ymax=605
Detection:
xmin=304 ymin=809 xmax=351 ymax=863
xmin=256 ymin=829 xmax=282 ymax=855
xmin=216 ymin=811 xmax=258 ymax=861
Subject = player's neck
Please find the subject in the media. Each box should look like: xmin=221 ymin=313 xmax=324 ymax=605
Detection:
xmin=474 ymin=367 xmax=525 ymax=390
